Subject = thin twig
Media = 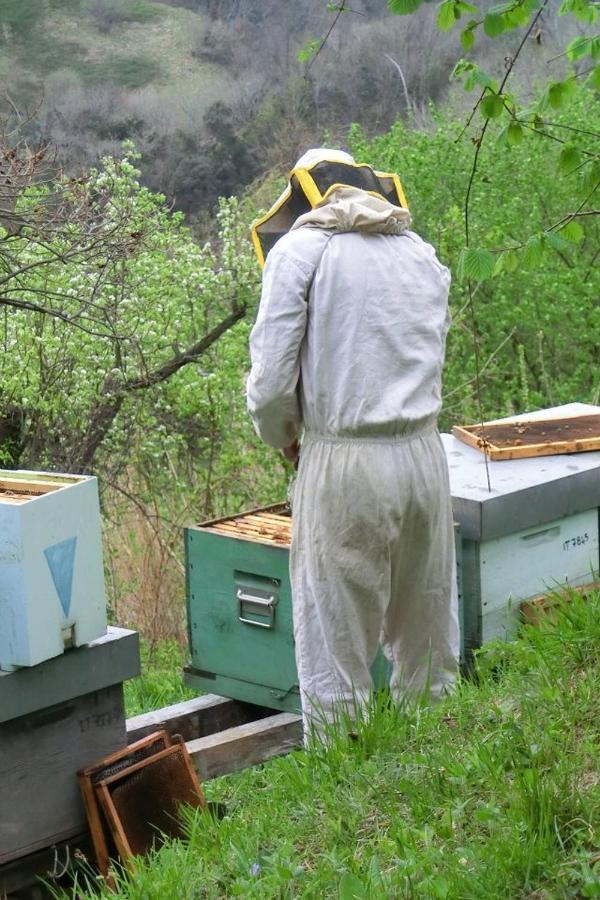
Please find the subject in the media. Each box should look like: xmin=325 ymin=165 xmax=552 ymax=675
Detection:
xmin=583 ymin=247 xmax=600 ymax=281
xmin=306 ymin=1 xmax=347 ymax=71
xmin=546 ymin=35 xmax=597 ymax=64
xmin=535 ymin=120 xmax=600 ymax=139
xmin=443 ymin=327 xmax=517 ymax=400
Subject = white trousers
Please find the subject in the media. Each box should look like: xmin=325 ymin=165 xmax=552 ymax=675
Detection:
xmin=290 ymin=426 xmax=459 ymax=735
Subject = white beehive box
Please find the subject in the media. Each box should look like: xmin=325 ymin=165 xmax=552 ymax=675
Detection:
xmin=0 ymin=470 xmax=107 ymax=670
xmin=465 ymin=509 xmax=598 ymax=645
xmin=442 ymin=404 xmax=600 ymax=652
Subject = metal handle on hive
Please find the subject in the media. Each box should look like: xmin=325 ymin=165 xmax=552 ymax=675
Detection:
xmin=236 ymin=588 xmax=277 ymax=628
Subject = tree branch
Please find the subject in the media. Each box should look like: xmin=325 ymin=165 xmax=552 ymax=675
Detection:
xmin=126 ymin=305 xmax=246 ymax=390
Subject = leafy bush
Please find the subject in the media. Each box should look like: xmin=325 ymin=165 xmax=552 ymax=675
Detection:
xmin=349 ymin=87 xmax=600 ymax=425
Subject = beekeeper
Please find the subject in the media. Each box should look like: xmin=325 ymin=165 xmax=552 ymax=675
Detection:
xmin=247 ymin=148 xmax=459 ymax=736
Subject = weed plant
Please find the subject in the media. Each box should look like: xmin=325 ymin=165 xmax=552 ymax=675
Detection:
xmin=64 ymin=590 xmax=600 ymax=899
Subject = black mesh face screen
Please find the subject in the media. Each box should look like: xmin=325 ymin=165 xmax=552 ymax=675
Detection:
xmin=309 ymin=162 xmax=397 ymax=203
xmin=287 ymin=175 xmax=313 ymax=219
xmin=257 ymin=177 xmax=312 ymax=260
xmin=383 ymin=185 xmax=400 ymax=205
xmin=260 ymin=231 xmax=283 ymax=257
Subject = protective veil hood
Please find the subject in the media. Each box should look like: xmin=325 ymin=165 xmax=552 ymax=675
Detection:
xmin=251 ymin=147 xmax=410 ymax=267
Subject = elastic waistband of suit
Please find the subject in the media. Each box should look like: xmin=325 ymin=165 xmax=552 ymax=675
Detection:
xmin=302 ymin=423 xmax=437 ymax=445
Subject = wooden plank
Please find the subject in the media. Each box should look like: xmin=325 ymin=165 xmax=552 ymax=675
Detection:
xmin=126 ymin=694 xmax=272 ymax=743
xmin=192 ymin=502 xmax=289 ymax=530
xmin=203 ymin=526 xmax=286 ymax=548
xmin=243 ymin=514 xmax=291 ymax=529
xmin=0 ymin=627 xmax=140 ymax=725
xmin=208 ymin=523 xmax=289 ymax=547
xmin=489 ymin=439 xmax=600 ymax=461
xmin=187 ymin=712 xmax=303 ymax=780
xmin=213 ymin=522 xmax=269 ymax=536
xmin=521 ymin=580 xmax=600 ymax=626
xmin=248 ymin=513 xmax=291 ymax=524
xmin=0 ymin=477 xmax=64 ymax=496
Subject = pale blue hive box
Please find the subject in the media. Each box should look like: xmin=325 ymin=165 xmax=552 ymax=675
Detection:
xmin=0 ymin=469 xmax=107 ymax=670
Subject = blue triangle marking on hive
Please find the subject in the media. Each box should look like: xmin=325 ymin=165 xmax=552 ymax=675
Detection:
xmin=44 ymin=537 xmax=77 ymax=617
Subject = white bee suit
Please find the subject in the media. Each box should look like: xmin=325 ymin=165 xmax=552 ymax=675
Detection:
xmin=247 ymin=160 xmax=459 ymax=733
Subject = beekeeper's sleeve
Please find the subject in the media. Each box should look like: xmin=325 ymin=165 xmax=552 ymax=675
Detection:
xmin=246 ymin=247 xmax=311 ymax=449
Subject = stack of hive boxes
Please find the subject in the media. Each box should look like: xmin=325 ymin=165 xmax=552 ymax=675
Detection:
xmin=0 ymin=470 xmax=139 ymax=884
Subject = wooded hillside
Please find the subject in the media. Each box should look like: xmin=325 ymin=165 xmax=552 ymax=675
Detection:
xmin=0 ymin=0 xmax=584 ymax=213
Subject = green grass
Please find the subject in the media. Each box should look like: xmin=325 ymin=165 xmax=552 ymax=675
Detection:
xmin=124 ymin=639 xmax=196 ymax=717
xmin=67 ymin=591 xmax=600 ymax=898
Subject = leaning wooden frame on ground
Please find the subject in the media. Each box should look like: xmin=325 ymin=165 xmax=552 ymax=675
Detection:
xmin=78 ymin=729 xmax=206 ymax=879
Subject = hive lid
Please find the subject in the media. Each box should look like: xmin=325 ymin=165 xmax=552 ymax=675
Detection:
xmin=442 ymin=404 xmax=600 ymax=540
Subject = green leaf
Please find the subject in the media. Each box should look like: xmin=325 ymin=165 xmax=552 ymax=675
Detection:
xmin=494 ymin=249 xmax=519 ymax=275
xmin=451 ymin=58 xmax=476 ymax=79
xmin=463 ymin=65 xmax=497 ymax=91
xmin=523 ymin=234 xmax=546 ymax=268
xmin=566 ymin=35 xmax=593 ymax=60
xmin=457 ymin=248 xmax=496 ymax=281
xmin=580 ymin=877 xmax=600 ymax=897
xmin=388 ymin=0 xmax=425 ymax=14
xmin=560 ymin=220 xmax=585 ymax=244
xmin=483 ymin=12 xmax=506 ymax=35
xmin=487 ymin=0 xmax=516 ymax=13
xmin=587 ymin=64 xmax=600 ymax=91
xmin=437 ymin=0 xmax=458 ymax=31
xmin=505 ymin=5 xmax=531 ymax=26
xmin=545 ymin=78 xmax=577 ymax=111
xmin=507 ymin=120 xmax=524 ymax=145
xmin=480 ymin=93 xmax=504 ymax=118
xmin=559 ymin=144 xmax=583 ymax=174
xmin=560 ymin=0 xmax=599 ymax=23
xmin=548 ymin=81 xmax=567 ymax=109
xmin=339 ymin=873 xmax=367 ymax=900
xmin=592 ymin=36 xmax=600 ymax=62
xmin=545 ymin=231 xmax=570 ymax=252
xmin=460 ymin=22 xmax=477 ymax=50
xmin=492 ymin=252 xmax=506 ymax=275
xmin=297 ymin=39 xmax=320 ymax=63
xmin=582 ymin=159 xmax=600 ymax=192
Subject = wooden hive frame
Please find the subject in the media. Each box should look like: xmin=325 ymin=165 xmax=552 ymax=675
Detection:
xmin=94 ymin=735 xmax=206 ymax=866
xmin=78 ymin=730 xmax=179 ymax=879
xmin=453 ymin=412 xmax=600 ymax=460
xmin=200 ymin=502 xmax=292 ymax=547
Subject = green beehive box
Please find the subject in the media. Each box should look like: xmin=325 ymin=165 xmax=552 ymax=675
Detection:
xmin=184 ymin=504 xmax=463 ymax=713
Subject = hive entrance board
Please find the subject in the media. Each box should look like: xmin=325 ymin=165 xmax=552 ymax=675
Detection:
xmin=203 ymin=503 xmax=292 ymax=547
xmin=453 ymin=413 xmax=600 ymax=460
